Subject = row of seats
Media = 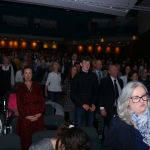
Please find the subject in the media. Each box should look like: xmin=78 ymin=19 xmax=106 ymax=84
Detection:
xmin=0 ymin=126 xmax=101 ymax=150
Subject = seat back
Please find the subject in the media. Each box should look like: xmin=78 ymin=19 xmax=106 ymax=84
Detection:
xmin=32 ymin=130 xmax=56 ymax=143
xmin=0 ymin=134 xmax=21 ymax=149
xmin=80 ymin=126 xmax=101 ymax=150
xmin=11 ymin=117 xmax=18 ymax=133
xmin=44 ymin=104 xmax=54 ymax=116
xmin=44 ymin=115 xmax=65 ymax=127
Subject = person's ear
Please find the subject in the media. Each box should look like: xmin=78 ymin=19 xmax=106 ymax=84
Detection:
xmin=80 ymin=63 xmax=82 ymax=67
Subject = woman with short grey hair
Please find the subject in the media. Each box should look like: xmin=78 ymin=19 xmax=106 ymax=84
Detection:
xmin=101 ymin=81 xmax=150 ymax=150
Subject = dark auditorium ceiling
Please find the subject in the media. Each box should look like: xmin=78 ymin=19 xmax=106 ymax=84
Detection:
xmin=0 ymin=0 xmax=143 ymax=46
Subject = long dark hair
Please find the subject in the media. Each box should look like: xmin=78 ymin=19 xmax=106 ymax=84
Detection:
xmin=67 ymin=65 xmax=77 ymax=83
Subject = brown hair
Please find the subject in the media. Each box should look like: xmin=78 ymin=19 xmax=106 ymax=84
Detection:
xmin=67 ymin=65 xmax=77 ymax=83
xmin=56 ymin=122 xmax=72 ymax=139
xmin=80 ymin=56 xmax=91 ymax=63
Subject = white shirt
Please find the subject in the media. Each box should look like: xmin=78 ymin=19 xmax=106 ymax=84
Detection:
xmin=45 ymin=72 xmax=62 ymax=92
xmin=120 ymin=75 xmax=127 ymax=87
xmin=15 ymin=70 xmax=23 ymax=83
xmin=2 ymin=65 xmax=15 ymax=86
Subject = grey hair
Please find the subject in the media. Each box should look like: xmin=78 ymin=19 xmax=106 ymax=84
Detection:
xmin=117 ymin=81 xmax=150 ymax=125
xmin=50 ymin=61 xmax=61 ymax=72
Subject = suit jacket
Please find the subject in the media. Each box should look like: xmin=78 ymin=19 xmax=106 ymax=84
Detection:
xmin=99 ymin=76 xmax=123 ymax=114
xmin=101 ymin=116 xmax=137 ymax=150
xmin=92 ymin=70 xmax=105 ymax=84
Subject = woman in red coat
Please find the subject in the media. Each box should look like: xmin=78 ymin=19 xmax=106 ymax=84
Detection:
xmin=16 ymin=65 xmax=45 ymax=150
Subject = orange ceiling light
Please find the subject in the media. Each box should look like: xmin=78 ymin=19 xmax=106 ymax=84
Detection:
xmin=115 ymin=47 xmax=120 ymax=53
xmin=88 ymin=46 xmax=92 ymax=52
xmin=14 ymin=41 xmax=18 ymax=47
xmin=43 ymin=44 xmax=48 ymax=48
xmin=106 ymin=46 xmax=110 ymax=53
xmin=97 ymin=46 xmax=101 ymax=52
xmin=32 ymin=42 xmax=36 ymax=47
xmin=78 ymin=45 xmax=83 ymax=51
xmin=9 ymin=41 xmax=13 ymax=47
xmin=1 ymin=40 xmax=5 ymax=46
xmin=52 ymin=44 xmax=57 ymax=49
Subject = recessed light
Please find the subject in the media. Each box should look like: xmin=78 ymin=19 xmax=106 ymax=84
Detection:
xmin=119 ymin=42 xmax=121 ymax=43
xmin=123 ymin=45 xmax=125 ymax=46
xmin=109 ymin=44 xmax=111 ymax=45
xmin=21 ymin=39 xmax=23 ymax=41
xmin=127 ymin=43 xmax=129 ymax=44
xmin=4 ymin=38 xmax=6 ymax=40
xmin=96 ymin=44 xmax=98 ymax=45
xmin=37 ymin=41 xmax=40 ymax=42
xmin=53 ymin=42 xmax=55 ymax=44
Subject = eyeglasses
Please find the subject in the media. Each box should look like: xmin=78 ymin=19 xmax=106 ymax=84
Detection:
xmin=130 ymin=93 xmax=149 ymax=103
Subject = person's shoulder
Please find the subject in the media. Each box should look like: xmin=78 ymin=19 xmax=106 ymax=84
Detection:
xmin=111 ymin=116 xmax=128 ymax=128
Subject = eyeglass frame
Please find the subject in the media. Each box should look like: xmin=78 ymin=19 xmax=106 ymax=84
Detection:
xmin=130 ymin=93 xmax=149 ymax=103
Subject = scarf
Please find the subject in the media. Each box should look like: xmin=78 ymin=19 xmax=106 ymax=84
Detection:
xmin=131 ymin=109 xmax=150 ymax=146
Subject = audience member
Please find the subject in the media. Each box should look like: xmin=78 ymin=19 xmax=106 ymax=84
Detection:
xmin=15 ymin=61 xmax=27 ymax=83
xmin=64 ymin=53 xmax=78 ymax=78
xmin=139 ymin=68 xmax=150 ymax=91
xmin=58 ymin=127 xmax=91 ymax=150
xmin=71 ymin=56 xmax=99 ymax=127
xmin=127 ymin=71 xmax=138 ymax=82
xmin=92 ymin=60 xmax=104 ymax=84
xmin=8 ymin=82 xmax=22 ymax=117
xmin=45 ymin=61 xmax=62 ymax=102
xmin=63 ymin=66 xmax=77 ymax=122
xmin=101 ymin=81 xmax=150 ymax=149
xmin=120 ymin=65 xmax=131 ymax=86
xmin=16 ymin=65 xmax=45 ymax=150
xmin=99 ymin=65 xmax=123 ymax=127
xmin=29 ymin=122 xmax=72 ymax=150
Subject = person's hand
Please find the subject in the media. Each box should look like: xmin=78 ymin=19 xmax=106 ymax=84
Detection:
xmin=30 ymin=113 xmax=42 ymax=122
xmin=26 ymin=116 xmax=34 ymax=121
xmin=45 ymin=91 xmax=48 ymax=97
xmin=100 ymin=109 xmax=107 ymax=117
xmin=14 ymin=111 xmax=19 ymax=116
xmin=82 ymin=104 xmax=90 ymax=111
xmin=90 ymin=104 xmax=96 ymax=112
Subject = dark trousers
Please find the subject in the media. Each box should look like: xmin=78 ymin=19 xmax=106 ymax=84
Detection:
xmin=48 ymin=91 xmax=61 ymax=102
xmin=75 ymin=106 xmax=94 ymax=127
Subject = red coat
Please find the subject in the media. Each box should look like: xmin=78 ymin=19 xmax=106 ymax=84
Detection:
xmin=16 ymin=82 xmax=45 ymax=150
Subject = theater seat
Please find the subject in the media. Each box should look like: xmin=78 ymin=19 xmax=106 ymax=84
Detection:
xmin=32 ymin=130 xmax=56 ymax=143
xmin=0 ymin=134 xmax=21 ymax=150
xmin=80 ymin=126 xmax=101 ymax=150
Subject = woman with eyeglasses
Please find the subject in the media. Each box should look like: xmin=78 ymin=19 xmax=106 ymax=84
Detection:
xmin=101 ymin=81 xmax=150 ymax=150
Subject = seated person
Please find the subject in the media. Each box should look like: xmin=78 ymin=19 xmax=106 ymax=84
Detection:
xmin=7 ymin=82 xmax=21 ymax=117
xmin=29 ymin=122 xmax=72 ymax=150
xmin=57 ymin=127 xmax=91 ymax=150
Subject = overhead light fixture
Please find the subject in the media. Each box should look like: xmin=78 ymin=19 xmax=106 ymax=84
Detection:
xmin=4 ymin=38 xmax=6 ymax=40
xmin=21 ymin=39 xmax=23 ymax=41
xmin=119 ymin=42 xmax=121 ymax=43
xmin=100 ymin=38 xmax=104 ymax=42
xmin=37 ymin=40 xmax=40 ymax=42
xmin=123 ymin=45 xmax=125 ymax=46
xmin=109 ymin=44 xmax=111 ymax=45
xmin=96 ymin=44 xmax=98 ymax=45
xmin=53 ymin=42 xmax=55 ymax=44
xmin=127 ymin=43 xmax=129 ymax=44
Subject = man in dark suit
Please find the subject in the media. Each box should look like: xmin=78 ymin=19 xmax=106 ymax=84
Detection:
xmin=99 ymin=65 xmax=123 ymax=126
xmin=64 ymin=53 xmax=78 ymax=78
xmin=92 ymin=60 xmax=104 ymax=85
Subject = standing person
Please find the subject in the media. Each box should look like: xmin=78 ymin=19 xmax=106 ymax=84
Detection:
xmin=16 ymin=66 xmax=45 ymax=150
xmin=63 ymin=66 xmax=77 ymax=122
xmin=0 ymin=56 xmax=15 ymax=94
xmin=92 ymin=60 xmax=104 ymax=84
xmin=45 ymin=61 xmax=62 ymax=102
xmin=64 ymin=53 xmax=78 ymax=78
xmin=99 ymin=65 xmax=123 ymax=127
xmin=120 ymin=65 xmax=131 ymax=86
xmin=71 ymin=56 xmax=99 ymax=127
xmin=36 ymin=58 xmax=47 ymax=96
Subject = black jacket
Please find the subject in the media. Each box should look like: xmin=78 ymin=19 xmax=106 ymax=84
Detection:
xmin=71 ymin=70 xmax=99 ymax=107
xmin=101 ymin=116 xmax=137 ymax=150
